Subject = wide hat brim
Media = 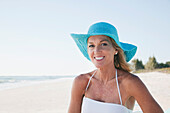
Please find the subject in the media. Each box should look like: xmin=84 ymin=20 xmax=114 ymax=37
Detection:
xmin=71 ymin=33 xmax=137 ymax=62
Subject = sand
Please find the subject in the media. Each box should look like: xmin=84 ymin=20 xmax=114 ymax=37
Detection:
xmin=0 ymin=72 xmax=169 ymax=113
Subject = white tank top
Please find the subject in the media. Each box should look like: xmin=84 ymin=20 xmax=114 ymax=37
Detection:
xmin=81 ymin=69 xmax=133 ymax=113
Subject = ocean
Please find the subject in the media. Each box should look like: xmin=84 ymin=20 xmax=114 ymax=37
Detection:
xmin=0 ymin=75 xmax=75 ymax=91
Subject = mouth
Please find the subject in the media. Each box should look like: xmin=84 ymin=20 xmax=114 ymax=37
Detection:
xmin=94 ymin=56 xmax=105 ymax=61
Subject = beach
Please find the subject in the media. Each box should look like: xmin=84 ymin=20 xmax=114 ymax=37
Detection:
xmin=0 ymin=72 xmax=169 ymax=113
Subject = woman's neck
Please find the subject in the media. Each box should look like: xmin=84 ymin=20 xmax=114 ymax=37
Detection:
xmin=96 ymin=65 xmax=117 ymax=84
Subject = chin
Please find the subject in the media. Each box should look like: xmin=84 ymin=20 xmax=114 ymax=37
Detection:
xmin=92 ymin=60 xmax=114 ymax=69
xmin=93 ymin=63 xmax=105 ymax=69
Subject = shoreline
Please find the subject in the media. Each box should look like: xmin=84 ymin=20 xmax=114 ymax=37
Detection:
xmin=0 ymin=72 xmax=169 ymax=113
xmin=0 ymin=77 xmax=75 ymax=91
xmin=0 ymin=78 xmax=74 ymax=113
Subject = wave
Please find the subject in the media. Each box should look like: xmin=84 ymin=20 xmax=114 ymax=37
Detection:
xmin=0 ymin=75 xmax=75 ymax=91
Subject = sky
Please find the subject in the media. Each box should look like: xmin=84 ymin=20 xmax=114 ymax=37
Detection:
xmin=0 ymin=0 xmax=170 ymax=76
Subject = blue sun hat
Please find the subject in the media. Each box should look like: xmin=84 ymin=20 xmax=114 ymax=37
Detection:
xmin=71 ymin=22 xmax=137 ymax=62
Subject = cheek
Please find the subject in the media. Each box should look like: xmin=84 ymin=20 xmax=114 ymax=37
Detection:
xmin=103 ymin=46 xmax=114 ymax=53
xmin=87 ymin=49 xmax=93 ymax=58
xmin=105 ymin=48 xmax=115 ymax=59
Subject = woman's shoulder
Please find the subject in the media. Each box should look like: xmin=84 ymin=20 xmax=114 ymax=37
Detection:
xmin=119 ymin=70 xmax=143 ymax=88
xmin=119 ymin=69 xmax=140 ymax=82
xmin=120 ymin=70 xmax=147 ymax=94
xmin=74 ymin=71 xmax=94 ymax=83
xmin=72 ymin=70 xmax=96 ymax=93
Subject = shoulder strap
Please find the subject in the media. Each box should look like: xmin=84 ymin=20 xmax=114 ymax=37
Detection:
xmin=85 ymin=70 xmax=97 ymax=92
xmin=115 ymin=69 xmax=123 ymax=105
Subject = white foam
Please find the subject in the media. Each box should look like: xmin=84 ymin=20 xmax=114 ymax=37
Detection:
xmin=0 ymin=77 xmax=74 ymax=91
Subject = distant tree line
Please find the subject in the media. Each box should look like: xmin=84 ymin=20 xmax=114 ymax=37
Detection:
xmin=131 ymin=56 xmax=170 ymax=71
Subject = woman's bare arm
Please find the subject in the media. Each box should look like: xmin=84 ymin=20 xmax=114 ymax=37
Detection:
xmin=68 ymin=74 xmax=87 ymax=113
xmin=127 ymin=75 xmax=164 ymax=113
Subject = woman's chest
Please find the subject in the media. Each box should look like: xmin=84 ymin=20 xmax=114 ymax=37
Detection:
xmin=85 ymin=79 xmax=132 ymax=105
xmin=86 ymin=80 xmax=121 ymax=103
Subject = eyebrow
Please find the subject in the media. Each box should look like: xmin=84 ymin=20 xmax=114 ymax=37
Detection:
xmin=88 ymin=39 xmax=109 ymax=44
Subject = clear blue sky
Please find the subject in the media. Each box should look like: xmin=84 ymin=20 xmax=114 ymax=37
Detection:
xmin=0 ymin=0 xmax=169 ymax=76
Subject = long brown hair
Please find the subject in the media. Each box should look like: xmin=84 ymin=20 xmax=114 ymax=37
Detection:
xmin=108 ymin=36 xmax=132 ymax=72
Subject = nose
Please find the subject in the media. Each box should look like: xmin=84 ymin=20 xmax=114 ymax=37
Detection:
xmin=94 ymin=45 xmax=101 ymax=53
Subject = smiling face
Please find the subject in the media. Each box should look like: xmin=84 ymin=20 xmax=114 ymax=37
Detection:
xmin=87 ymin=35 xmax=118 ymax=68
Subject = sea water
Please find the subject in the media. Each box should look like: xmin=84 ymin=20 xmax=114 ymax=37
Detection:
xmin=0 ymin=75 xmax=75 ymax=91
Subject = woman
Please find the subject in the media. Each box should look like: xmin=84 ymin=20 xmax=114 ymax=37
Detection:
xmin=68 ymin=22 xmax=163 ymax=113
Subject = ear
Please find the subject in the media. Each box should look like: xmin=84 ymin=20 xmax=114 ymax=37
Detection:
xmin=114 ymin=50 xmax=118 ymax=55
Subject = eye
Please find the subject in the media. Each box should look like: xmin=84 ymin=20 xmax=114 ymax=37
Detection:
xmin=88 ymin=45 xmax=95 ymax=48
xmin=101 ymin=43 xmax=108 ymax=46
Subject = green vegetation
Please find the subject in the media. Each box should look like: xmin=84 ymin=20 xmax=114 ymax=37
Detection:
xmin=144 ymin=56 xmax=158 ymax=70
xmin=131 ymin=56 xmax=170 ymax=74
xmin=131 ymin=59 xmax=144 ymax=71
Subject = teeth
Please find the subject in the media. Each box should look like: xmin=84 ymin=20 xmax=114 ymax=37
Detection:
xmin=95 ymin=57 xmax=104 ymax=60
